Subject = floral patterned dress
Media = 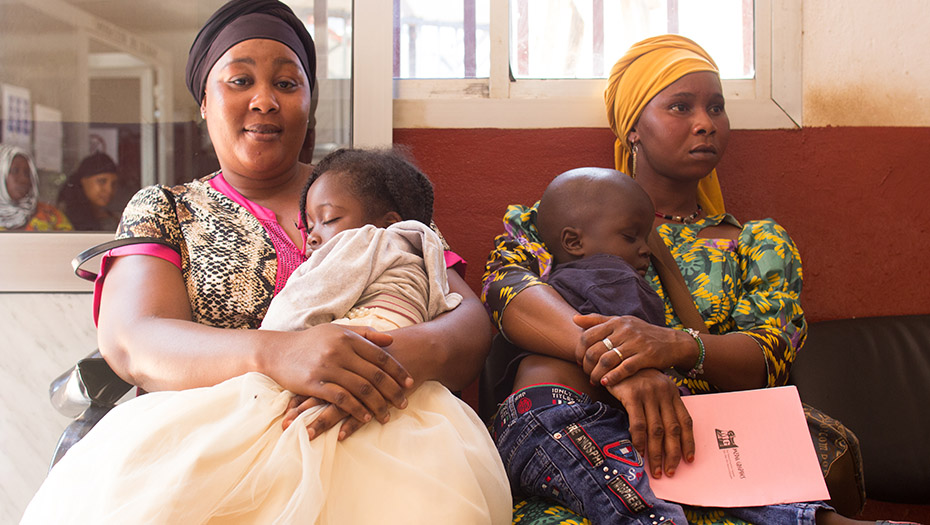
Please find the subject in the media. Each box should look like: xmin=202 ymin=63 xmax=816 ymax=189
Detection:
xmin=482 ymin=203 xmax=805 ymax=393
xmin=0 ymin=202 xmax=72 ymax=231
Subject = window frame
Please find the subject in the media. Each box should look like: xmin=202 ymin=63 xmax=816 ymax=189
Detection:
xmin=1 ymin=0 xmax=174 ymax=292
xmin=391 ymin=0 xmax=802 ymax=130
xmin=0 ymin=233 xmax=113 ymax=292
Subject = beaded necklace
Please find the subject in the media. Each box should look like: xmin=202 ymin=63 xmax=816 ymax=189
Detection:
xmin=654 ymin=204 xmax=702 ymax=224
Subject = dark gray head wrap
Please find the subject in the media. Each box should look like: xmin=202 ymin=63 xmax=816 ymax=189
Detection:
xmin=185 ymin=0 xmax=317 ymax=105
xmin=72 ymin=152 xmax=118 ymax=181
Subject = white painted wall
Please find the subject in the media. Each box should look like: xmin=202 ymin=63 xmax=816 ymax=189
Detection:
xmin=0 ymin=294 xmax=97 ymax=524
xmin=803 ymin=0 xmax=930 ymax=126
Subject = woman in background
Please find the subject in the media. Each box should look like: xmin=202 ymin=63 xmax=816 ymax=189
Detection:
xmin=0 ymin=144 xmax=71 ymax=231
xmin=57 ymin=151 xmax=120 ymax=231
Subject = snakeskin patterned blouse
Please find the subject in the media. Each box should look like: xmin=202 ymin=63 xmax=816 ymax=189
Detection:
xmin=481 ymin=203 xmax=806 ymax=393
xmin=114 ymin=172 xmax=293 ymax=329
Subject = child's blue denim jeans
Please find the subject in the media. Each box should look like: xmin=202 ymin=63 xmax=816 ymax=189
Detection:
xmin=492 ymin=384 xmax=827 ymax=525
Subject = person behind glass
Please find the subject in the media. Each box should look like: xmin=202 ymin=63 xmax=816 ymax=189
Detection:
xmin=21 ymin=0 xmax=491 ymax=521
xmin=482 ymin=35 xmax=890 ymax=525
xmin=492 ymin=167 xmax=695 ymax=524
xmin=23 ymin=147 xmax=510 ymax=523
xmin=56 ymin=151 xmax=120 ymax=231
xmin=0 ymin=144 xmax=72 ymax=231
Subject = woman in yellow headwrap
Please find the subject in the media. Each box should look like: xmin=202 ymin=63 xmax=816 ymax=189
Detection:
xmin=481 ymin=35 xmax=874 ymax=524
xmin=605 ymin=34 xmax=726 ymax=216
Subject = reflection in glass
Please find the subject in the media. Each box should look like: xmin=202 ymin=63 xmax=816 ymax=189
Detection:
xmin=0 ymin=144 xmax=72 ymax=231
xmin=0 ymin=0 xmax=352 ymax=233
xmin=509 ymin=0 xmax=754 ymax=80
xmin=57 ymin=152 xmax=121 ymax=231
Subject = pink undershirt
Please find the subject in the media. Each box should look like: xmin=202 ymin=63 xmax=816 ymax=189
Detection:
xmin=92 ymin=173 xmax=466 ymax=322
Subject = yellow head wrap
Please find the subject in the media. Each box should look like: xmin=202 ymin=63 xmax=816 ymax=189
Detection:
xmin=604 ymin=34 xmax=726 ymax=215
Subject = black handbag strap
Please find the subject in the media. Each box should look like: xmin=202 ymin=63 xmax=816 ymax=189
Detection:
xmin=647 ymin=229 xmax=708 ymax=332
xmin=72 ymin=237 xmax=181 ymax=282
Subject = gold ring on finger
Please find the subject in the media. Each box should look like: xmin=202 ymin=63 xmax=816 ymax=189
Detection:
xmin=612 ymin=347 xmax=624 ymax=362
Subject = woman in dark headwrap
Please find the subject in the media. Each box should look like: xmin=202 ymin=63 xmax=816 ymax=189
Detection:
xmin=57 ymin=152 xmax=120 ymax=231
xmin=22 ymin=1 xmax=505 ymax=523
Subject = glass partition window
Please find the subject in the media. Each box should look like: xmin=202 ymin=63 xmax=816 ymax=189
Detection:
xmin=0 ymin=0 xmax=352 ymax=234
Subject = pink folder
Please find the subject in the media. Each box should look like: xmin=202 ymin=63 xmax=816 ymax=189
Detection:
xmin=647 ymin=385 xmax=829 ymax=507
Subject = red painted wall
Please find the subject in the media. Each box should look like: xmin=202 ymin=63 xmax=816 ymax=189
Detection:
xmin=395 ymin=127 xmax=930 ymax=322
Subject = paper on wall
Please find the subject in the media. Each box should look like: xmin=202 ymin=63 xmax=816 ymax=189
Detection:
xmin=2 ymin=83 xmax=32 ymax=151
xmin=34 ymin=105 xmax=62 ymax=172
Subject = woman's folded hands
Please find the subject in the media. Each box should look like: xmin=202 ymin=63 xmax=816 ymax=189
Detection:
xmin=272 ymin=323 xmax=413 ymax=440
xmin=574 ymin=313 xmax=696 ymax=386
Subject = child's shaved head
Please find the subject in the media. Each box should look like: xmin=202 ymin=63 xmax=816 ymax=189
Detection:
xmin=537 ymin=167 xmax=654 ymax=266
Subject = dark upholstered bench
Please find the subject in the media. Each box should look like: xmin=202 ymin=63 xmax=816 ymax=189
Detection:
xmin=789 ymin=315 xmax=930 ymax=523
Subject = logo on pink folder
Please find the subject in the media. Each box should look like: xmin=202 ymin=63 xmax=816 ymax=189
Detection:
xmin=715 ymin=429 xmax=747 ymax=479
xmin=715 ymin=429 xmax=738 ymax=449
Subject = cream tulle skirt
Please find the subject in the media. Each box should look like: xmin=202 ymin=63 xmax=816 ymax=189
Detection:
xmin=22 ymin=373 xmax=511 ymax=524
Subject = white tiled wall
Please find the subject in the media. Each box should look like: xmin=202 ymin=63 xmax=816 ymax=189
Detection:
xmin=0 ymin=293 xmax=97 ymax=524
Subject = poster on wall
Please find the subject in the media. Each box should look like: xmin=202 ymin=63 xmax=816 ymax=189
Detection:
xmin=1 ymin=83 xmax=32 ymax=150
xmin=34 ymin=105 xmax=63 ymax=172
xmin=89 ymin=127 xmax=119 ymax=160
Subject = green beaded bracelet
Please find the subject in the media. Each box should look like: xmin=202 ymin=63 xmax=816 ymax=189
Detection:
xmin=684 ymin=328 xmax=705 ymax=378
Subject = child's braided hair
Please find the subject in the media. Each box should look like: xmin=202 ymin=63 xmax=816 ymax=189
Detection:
xmin=299 ymin=147 xmax=434 ymax=230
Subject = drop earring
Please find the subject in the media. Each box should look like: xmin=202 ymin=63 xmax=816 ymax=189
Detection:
xmin=631 ymin=142 xmax=638 ymax=178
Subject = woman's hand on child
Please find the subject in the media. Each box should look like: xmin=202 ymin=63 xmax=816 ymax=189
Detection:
xmin=605 ymin=368 xmax=695 ymax=479
xmin=574 ymin=314 xmax=691 ymax=387
xmin=268 ymin=324 xmax=413 ymax=428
